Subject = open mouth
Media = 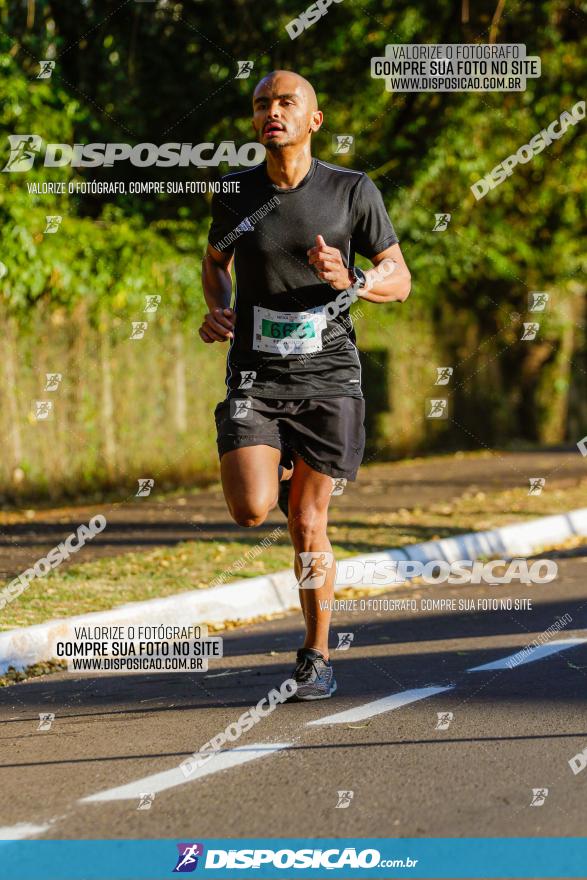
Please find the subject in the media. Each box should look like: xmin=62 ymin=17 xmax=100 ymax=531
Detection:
xmin=264 ymin=123 xmax=285 ymax=136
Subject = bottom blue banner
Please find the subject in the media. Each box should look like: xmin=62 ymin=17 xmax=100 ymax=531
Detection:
xmin=0 ymin=838 xmax=586 ymax=879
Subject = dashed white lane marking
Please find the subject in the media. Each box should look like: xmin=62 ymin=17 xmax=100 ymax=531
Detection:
xmin=467 ymin=638 xmax=587 ymax=672
xmin=0 ymin=823 xmax=51 ymax=840
xmin=80 ymin=743 xmax=291 ymax=802
xmin=66 ymin=640 xmax=586 ymax=807
xmin=306 ymin=685 xmax=454 ymax=726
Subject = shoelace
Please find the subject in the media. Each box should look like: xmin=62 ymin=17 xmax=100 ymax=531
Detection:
xmin=295 ymin=654 xmax=318 ymax=682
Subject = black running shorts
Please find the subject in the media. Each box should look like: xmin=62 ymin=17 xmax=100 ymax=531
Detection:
xmin=214 ymin=396 xmax=365 ymax=481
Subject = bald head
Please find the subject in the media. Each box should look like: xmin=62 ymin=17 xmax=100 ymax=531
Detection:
xmin=252 ymin=70 xmax=322 ymax=152
xmin=254 ymin=70 xmax=318 ymax=111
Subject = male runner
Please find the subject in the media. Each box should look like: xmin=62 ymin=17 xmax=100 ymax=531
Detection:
xmin=200 ymin=70 xmax=411 ymax=699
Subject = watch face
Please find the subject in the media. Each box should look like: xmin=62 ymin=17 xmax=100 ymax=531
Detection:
xmin=354 ymin=267 xmax=367 ymax=288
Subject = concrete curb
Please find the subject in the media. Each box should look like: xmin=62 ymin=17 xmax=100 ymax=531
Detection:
xmin=1 ymin=507 xmax=586 ymax=673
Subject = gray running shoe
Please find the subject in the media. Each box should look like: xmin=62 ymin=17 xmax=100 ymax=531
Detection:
xmin=289 ymin=647 xmax=337 ymax=700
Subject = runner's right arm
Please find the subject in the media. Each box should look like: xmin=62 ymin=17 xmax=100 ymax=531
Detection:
xmin=200 ymin=243 xmax=236 ymax=343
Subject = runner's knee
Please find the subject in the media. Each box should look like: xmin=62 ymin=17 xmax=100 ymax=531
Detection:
xmin=288 ymin=506 xmax=328 ymax=547
xmin=229 ymin=500 xmax=271 ymax=528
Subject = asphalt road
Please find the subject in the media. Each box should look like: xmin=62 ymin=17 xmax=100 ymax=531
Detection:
xmin=1 ymin=545 xmax=586 ymax=842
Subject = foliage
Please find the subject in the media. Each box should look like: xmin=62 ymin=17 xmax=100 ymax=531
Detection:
xmin=0 ymin=0 xmax=585 ymax=469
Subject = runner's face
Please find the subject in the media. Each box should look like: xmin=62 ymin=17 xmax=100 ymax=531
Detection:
xmin=252 ymin=78 xmax=314 ymax=151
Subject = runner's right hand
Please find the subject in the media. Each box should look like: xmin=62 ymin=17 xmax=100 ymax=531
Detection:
xmin=199 ymin=308 xmax=236 ymax=343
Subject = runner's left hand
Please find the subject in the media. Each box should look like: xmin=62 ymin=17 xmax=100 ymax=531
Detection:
xmin=307 ymin=235 xmax=352 ymax=290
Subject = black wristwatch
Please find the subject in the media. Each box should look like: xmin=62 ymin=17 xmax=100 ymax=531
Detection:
xmin=348 ymin=266 xmax=367 ymax=290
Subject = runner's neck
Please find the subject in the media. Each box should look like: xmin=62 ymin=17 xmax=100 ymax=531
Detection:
xmin=264 ymin=150 xmax=314 ymax=190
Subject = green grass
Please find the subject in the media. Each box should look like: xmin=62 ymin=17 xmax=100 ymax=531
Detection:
xmin=1 ymin=477 xmax=586 ymax=632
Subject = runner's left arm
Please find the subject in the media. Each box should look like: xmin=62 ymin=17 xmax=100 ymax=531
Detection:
xmin=307 ymin=173 xmax=411 ymax=304
xmin=358 ymin=243 xmax=411 ymax=303
xmin=307 ymin=238 xmax=411 ymax=303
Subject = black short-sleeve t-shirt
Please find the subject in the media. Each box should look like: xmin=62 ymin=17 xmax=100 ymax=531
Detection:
xmin=207 ymin=158 xmax=398 ymax=399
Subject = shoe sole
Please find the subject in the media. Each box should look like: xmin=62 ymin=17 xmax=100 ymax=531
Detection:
xmin=289 ymin=680 xmax=337 ymax=701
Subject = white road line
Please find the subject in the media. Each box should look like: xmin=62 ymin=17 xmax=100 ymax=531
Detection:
xmin=74 ymin=639 xmax=586 ymax=805
xmin=0 ymin=823 xmax=51 ymax=840
xmin=467 ymin=638 xmax=587 ymax=672
xmin=80 ymin=743 xmax=291 ymax=802
xmin=306 ymin=685 xmax=454 ymax=726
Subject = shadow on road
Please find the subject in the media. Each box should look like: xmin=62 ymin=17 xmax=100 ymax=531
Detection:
xmin=1 ymin=592 xmax=585 ymax=736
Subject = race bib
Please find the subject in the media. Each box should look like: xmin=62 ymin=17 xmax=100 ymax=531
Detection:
xmin=253 ymin=305 xmax=327 ymax=355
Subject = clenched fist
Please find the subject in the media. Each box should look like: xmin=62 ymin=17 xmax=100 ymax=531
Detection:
xmin=199 ymin=307 xmax=236 ymax=343
xmin=307 ymin=234 xmax=352 ymax=291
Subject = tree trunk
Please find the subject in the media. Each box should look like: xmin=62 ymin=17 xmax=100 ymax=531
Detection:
xmin=2 ymin=316 xmax=24 ymax=475
xmin=100 ymin=318 xmax=117 ymax=479
xmin=174 ymin=330 xmax=187 ymax=434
